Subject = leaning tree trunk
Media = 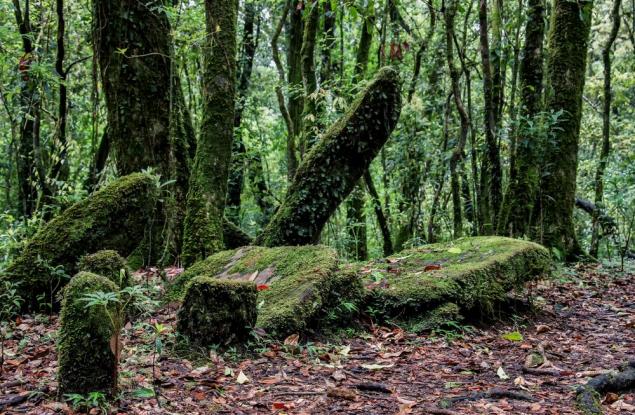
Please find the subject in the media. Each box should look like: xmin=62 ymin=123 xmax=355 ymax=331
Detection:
xmin=540 ymin=0 xmax=593 ymax=259
xmin=498 ymin=0 xmax=546 ymax=237
xmin=590 ymin=0 xmax=621 ymax=258
xmin=256 ymin=67 xmax=401 ymax=247
xmin=182 ymin=0 xmax=238 ymax=266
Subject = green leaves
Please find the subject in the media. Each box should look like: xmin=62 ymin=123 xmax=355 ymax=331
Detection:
xmin=501 ymin=331 xmax=524 ymax=342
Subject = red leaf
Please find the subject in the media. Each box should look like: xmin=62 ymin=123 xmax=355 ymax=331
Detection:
xmin=272 ymin=401 xmax=290 ymax=410
xmin=423 ymin=264 xmax=442 ymax=272
xmin=257 ymin=284 xmax=270 ymax=291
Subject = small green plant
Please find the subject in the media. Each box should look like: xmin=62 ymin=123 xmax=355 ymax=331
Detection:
xmin=0 ymin=280 xmax=23 ymax=374
xmin=64 ymin=391 xmax=110 ymax=413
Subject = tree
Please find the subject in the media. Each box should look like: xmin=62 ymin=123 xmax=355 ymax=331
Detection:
xmin=591 ymin=0 xmax=621 ymax=257
xmin=182 ymin=0 xmax=238 ymax=265
xmin=498 ymin=0 xmax=546 ymax=237
xmin=540 ymin=0 xmax=594 ymax=259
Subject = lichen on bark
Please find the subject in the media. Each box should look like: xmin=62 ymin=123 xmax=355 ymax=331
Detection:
xmin=58 ymin=272 xmax=122 ymax=397
xmin=256 ymin=67 xmax=402 ymax=247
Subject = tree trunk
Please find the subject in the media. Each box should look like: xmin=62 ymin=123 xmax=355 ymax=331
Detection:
xmin=300 ymin=1 xmax=321 ymax=152
xmin=498 ymin=0 xmax=545 ymax=237
xmin=540 ymin=0 xmax=593 ymax=259
xmin=444 ymin=0 xmax=471 ymax=238
xmin=477 ymin=0 xmax=503 ymax=234
xmin=13 ymin=0 xmax=39 ymax=218
xmin=256 ymin=68 xmax=401 ymax=247
xmin=364 ymin=170 xmax=393 ymax=256
xmin=286 ymin=1 xmax=304 ymax=176
xmin=591 ymin=0 xmax=621 ymax=257
xmin=344 ymin=1 xmax=375 ymax=261
xmin=226 ymin=3 xmax=259 ymax=224
xmin=182 ymin=0 xmax=238 ymax=265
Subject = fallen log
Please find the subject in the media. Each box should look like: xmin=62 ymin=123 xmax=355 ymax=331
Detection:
xmin=168 ymin=237 xmax=550 ymax=339
xmin=256 ymin=67 xmax=401 ymax=247
xmin=2 ymin=173 xmax=157 ymax=310
xmin=575 ymin=361 xmax=635 ymax=415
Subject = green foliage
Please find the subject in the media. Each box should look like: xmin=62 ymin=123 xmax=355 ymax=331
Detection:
xmin=64 ymin=391 xmax=110 ymax=414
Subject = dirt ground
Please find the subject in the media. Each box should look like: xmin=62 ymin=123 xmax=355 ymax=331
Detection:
xmin=1 ymin=262 xmax=634 ymax=414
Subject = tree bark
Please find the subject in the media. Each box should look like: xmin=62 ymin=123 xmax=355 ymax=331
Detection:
xmin=182 ymin=0 xmax=238 ymax=265
xmin=13 ymin=0 xmax=39 ymax=218
xmin=477 ymin=0 xmax=503 ymax=234
xmin=498 ymin=0 xmax=545 ymax=237
xmin=444 ymin=0 xmax=471 ymax=238
xmin=590 ymin=0 xmax=621 ymax=257
xmin=540 ymin=0 xmax=593 ymax=259
xmin=227 ymin=3 xmax=259 ymax=224
xmin=300 ymin=1 xmax=321 ymax=152
xmin=256 ymin=68 xmax=401 ymax=247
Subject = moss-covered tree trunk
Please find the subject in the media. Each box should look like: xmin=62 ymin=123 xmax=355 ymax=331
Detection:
xmin=498 ymin=0 xmax=545 ymax=237
xmin=93 ymin=0 xmax=194 ymax=263
xmin=93 ymin=0 xmax=172 ymax=178
xmin=286 ymin=1 xmax=304 ymax=178
xmin=256 ymin=67 xmax=401 ymax=247
xmin=300 ymin=1 xmax=321 ymax=153
xmin=182 ymin=0 xmax=238 ymax=265
xmin=540 ymin=0 xmax=593 ymax=259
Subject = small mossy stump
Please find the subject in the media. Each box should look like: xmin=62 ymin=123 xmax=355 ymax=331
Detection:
xmin=2 ymin=173 xmax=157 ymax=310
xmin=351 ymin=236 xmax=551 ymax=319
xmin=58 ymin=272 xmax=122 ymax=397
xmin=168 ymin=245 xmax=364 ymax=338
xmin=78 ymin=250 xmax=131 ymax=288
xmin=177 ymin=277 xmax=257 ymax=346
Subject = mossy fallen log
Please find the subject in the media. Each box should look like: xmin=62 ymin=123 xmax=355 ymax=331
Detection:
xmin=168 ymin=237 xmax=550 ymax=339
xmin=177 ymin=277 xmax=257 ymax=346
xmin=168 ymin=245 xmax=363 ymax=338
xmin=77 ymin=250 xmax=131 ymax=288
xmin=256 ymin=67 xmax=401 ymax=247
xmin=350 ymin=236 xmax=551 ymax=318
xmin=2 ymin=173 xmax=157 ymax=310
xmin=58 ymin=272 xmax=122 ymax=397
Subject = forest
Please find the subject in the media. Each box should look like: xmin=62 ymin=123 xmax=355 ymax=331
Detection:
xmin=0 ymin=0 xmax=634 ymax=413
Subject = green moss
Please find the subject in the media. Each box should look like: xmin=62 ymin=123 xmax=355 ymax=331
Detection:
xmin=355 ymin=236 xmax=551 ymax=318
xmin=406 ymin=302 xmax=462 ymax=333
xmin=177 ymin=276 xmax=257 ymax=346
xmin=2 ymin=173 xmax=157 ymax=310
xmin=58 ymin=272 xmax=122 ymax=396
xmin=77 ymin=250 xmax=131 ymax=288
xmin=168 ymin=245 xmax=363 ymax=338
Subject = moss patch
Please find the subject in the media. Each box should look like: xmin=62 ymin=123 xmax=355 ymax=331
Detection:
xmin=351 ymin=236 xmax=551 ymax=318
xmin=57 ymin=272 xmax=122 ymax=396
xmin=168 ymin=245 xmax=363 ymax=338
xmin=2 ymin=173 xmax=157 ymax=310
xmin=177 ymin=277 xmax=257 ymax=346
xmin=77 ymin=250 xmax=131 ymax=288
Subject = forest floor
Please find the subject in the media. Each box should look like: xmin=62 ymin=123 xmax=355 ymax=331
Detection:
xmin=1 ymin=262 xmax=634 ymax=415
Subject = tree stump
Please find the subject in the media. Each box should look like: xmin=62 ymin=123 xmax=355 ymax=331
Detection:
xmin=58 ymin=272 xmax=122 ymax=397
xmin=177 ymin=277 xmax=257 ymax=346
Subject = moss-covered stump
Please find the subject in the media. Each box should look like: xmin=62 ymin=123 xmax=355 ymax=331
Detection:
xmin=58 ymin=272 xmax=122 ymax=397
xmin=2 ymin=173 xmax=157 ymax=310
xmin=78 ymin=250 xmax=131 ymax=288
xmin=168 ymin=245 xmax=364 ymax=337
xmin=351 ymin=236 xmax=551 ymax=318
xmin=177 ymin=277 xmax=257 ymax=346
